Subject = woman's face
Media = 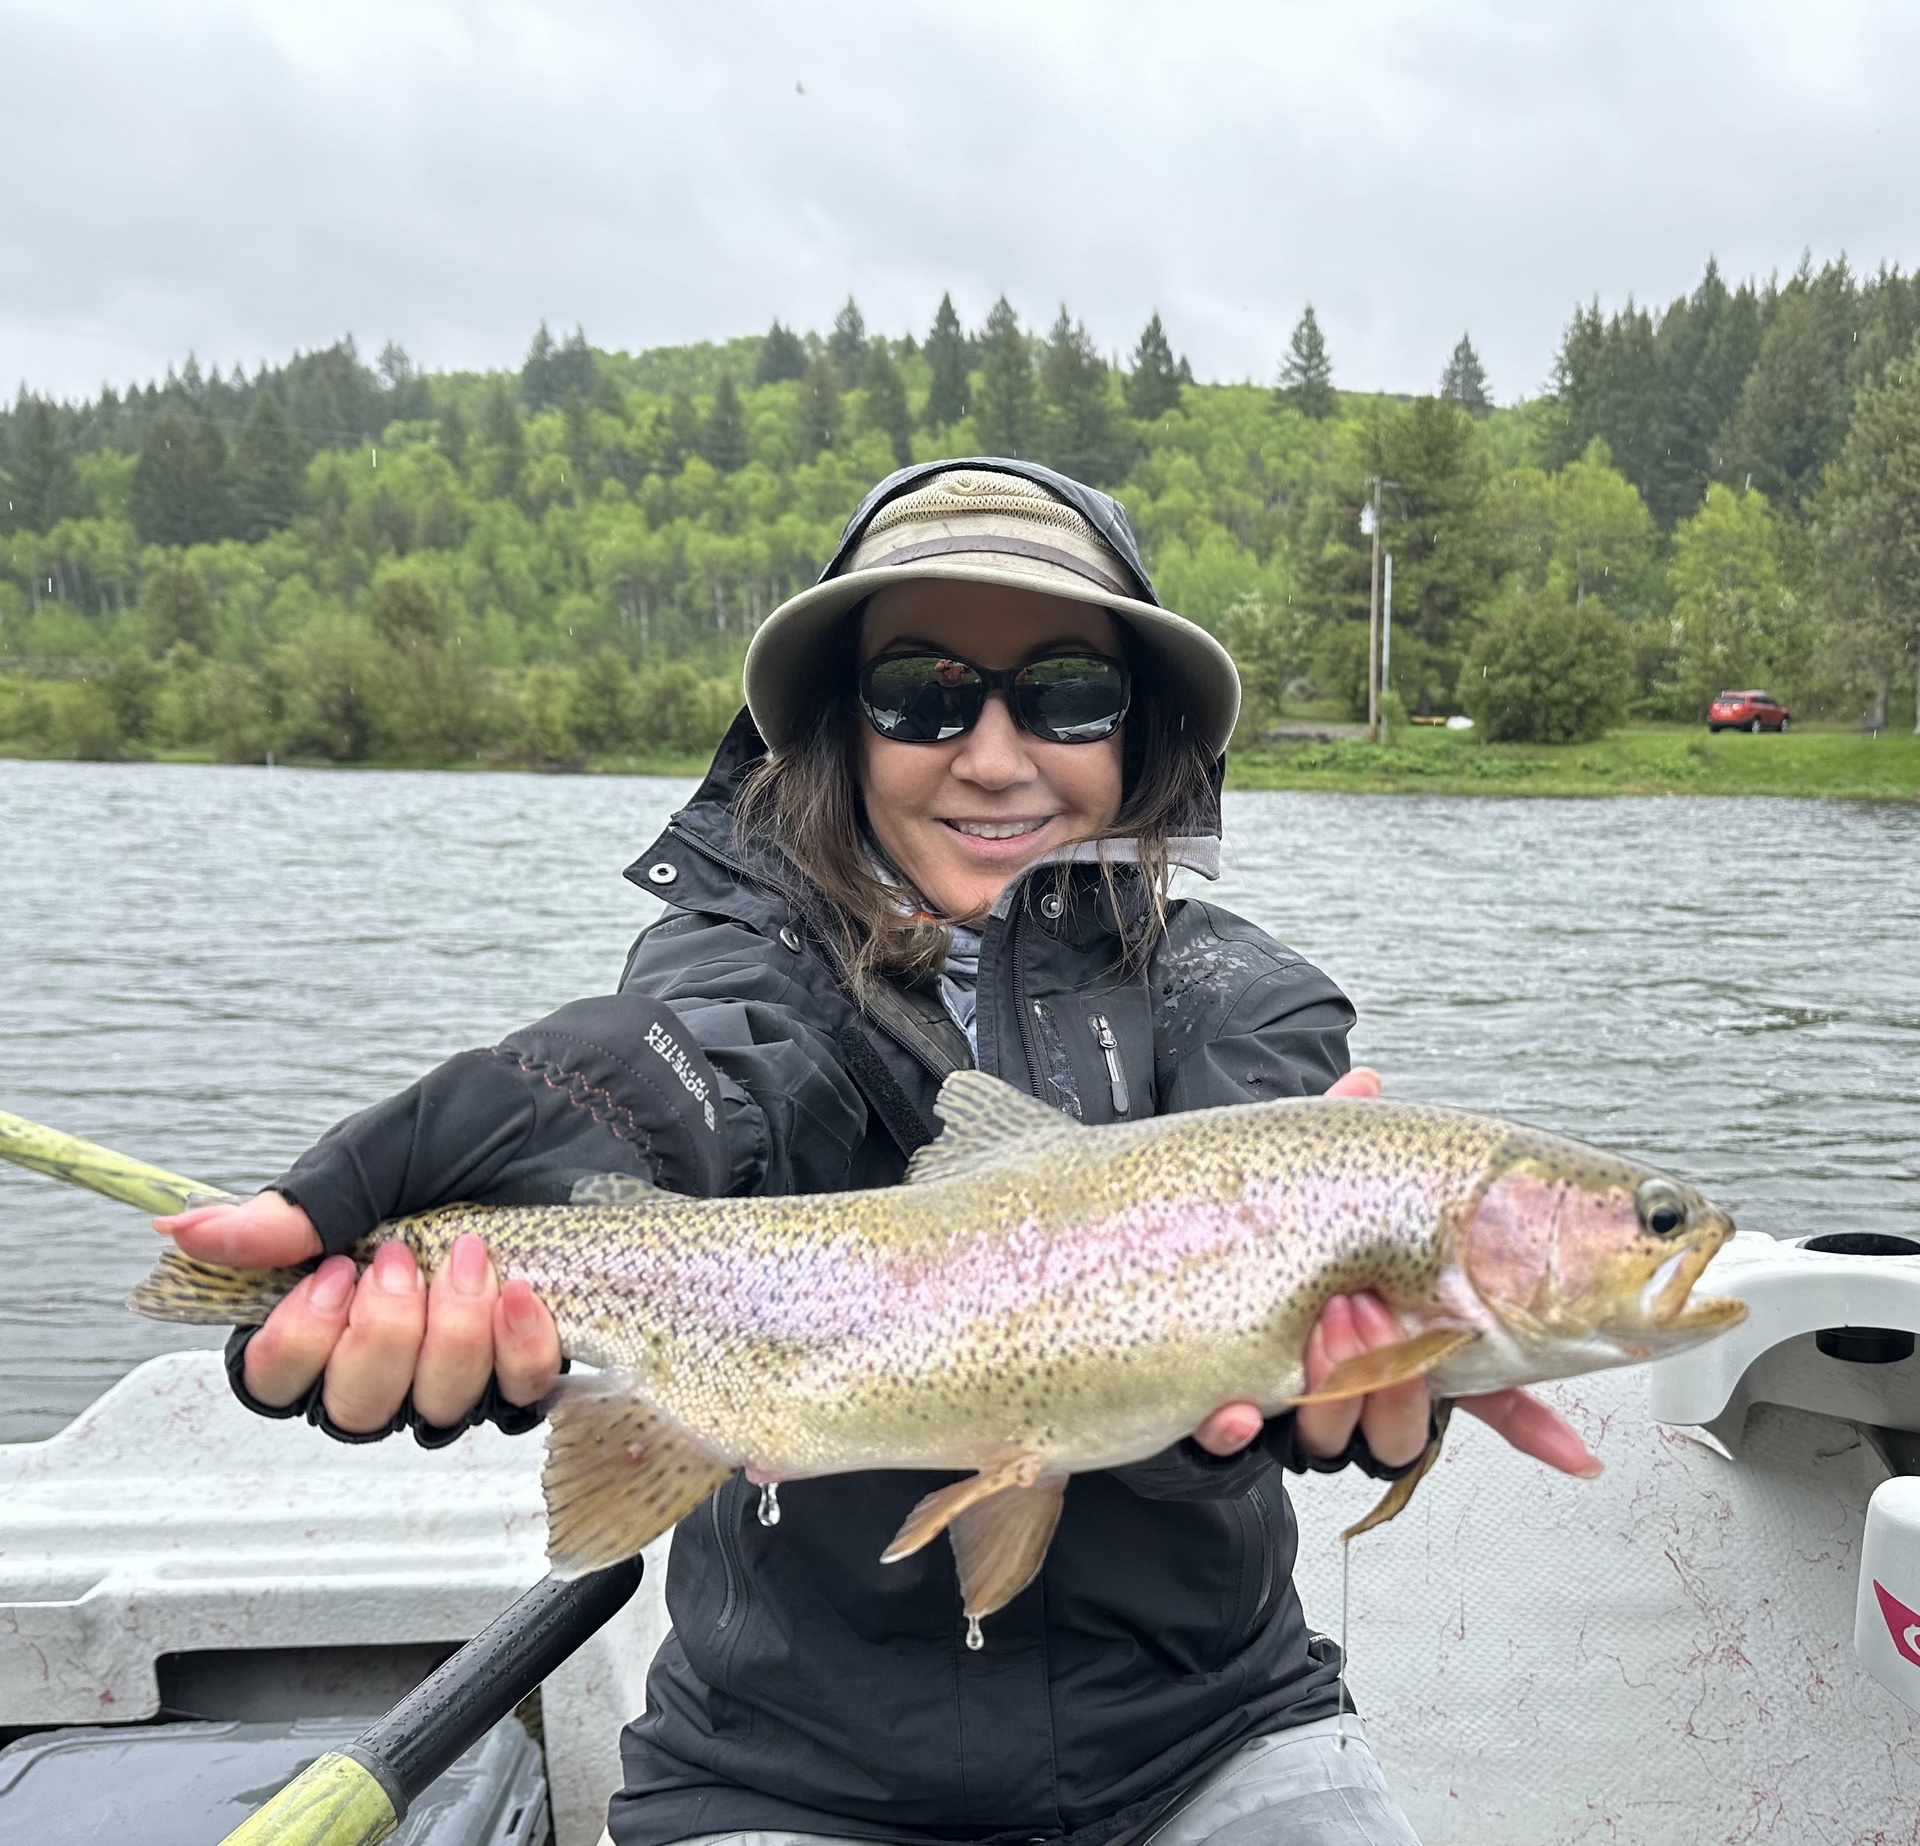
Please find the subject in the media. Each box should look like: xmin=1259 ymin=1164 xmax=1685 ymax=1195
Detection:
xmin=858 ymin=579 xmax=1125 ymax=924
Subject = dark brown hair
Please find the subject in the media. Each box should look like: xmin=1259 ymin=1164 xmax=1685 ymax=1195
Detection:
xmin=735 ymin=609 xmax=1219 ymax=995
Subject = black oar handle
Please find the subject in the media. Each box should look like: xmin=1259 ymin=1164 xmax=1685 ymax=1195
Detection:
xmin=348 ymin=1560 xmax=646 ymax=1818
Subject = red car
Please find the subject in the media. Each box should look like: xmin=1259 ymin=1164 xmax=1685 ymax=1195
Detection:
xmin=1708 ymin=689 xmax=1791 ymax=733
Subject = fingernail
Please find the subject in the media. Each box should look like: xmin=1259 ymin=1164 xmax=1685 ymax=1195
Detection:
xmin=309 ymin=1258 xmax=355 ymax=1314
xmin=502 ymin=1280 xmax=537 ymax=1334
xmin=1577 ymin=1454 xmax=1605 ymax=1479
xmin=449 ymin=1235 xmax=490 ymax=1297
xmin=374 ymin=1243 xmax=418 ymax=1295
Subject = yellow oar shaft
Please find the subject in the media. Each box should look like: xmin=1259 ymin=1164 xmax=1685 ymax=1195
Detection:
xmin=0 ymin=1108 xmax=236 ymax=1214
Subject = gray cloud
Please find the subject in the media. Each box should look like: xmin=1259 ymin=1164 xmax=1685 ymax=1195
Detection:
xmin=4 ymin=0 xmax=1917 ymax=404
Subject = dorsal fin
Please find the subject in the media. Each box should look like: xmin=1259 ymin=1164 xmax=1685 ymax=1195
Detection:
xmin=905 ymin=1070 xmax=1080 ymax=1185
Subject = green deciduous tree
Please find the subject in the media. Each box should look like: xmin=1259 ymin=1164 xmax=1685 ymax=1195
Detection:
xmin=145 ymin=565 xmax=214 ymax=653
xmin=1439 ymin=335 xmax=1491 ymax=417
xmin=1460 ymin=592 xmax=1632 ymax=742
xmin=230 ymin=392 xmax=305 ymax=539
xmin=368 ymin=572 xmax=446 ymax=648
xmin=974 ymin=297 xmax=1036 ymax=456
xmin=1125 ymin=312 xmax=1187 ymax=422
xmin=1277 ymin=306 xmax=1336 ymax=419
xmin=923 ymin=293 xmax=969 ymax=428
xmin=1667 ymin=483 xmax=1797 ymax=712
xmin=860 ymin=342 xmax=913 ymax=468
xmin=755 ymin=320 xmax=808 ymax=386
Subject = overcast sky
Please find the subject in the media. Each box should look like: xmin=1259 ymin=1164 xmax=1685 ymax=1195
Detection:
xmin=6 ymin=0 xmax=1918 ymax=407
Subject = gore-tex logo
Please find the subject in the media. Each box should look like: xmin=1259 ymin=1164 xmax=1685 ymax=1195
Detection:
xmin=1873 ymin=1580 xmax=1920 ymax=1669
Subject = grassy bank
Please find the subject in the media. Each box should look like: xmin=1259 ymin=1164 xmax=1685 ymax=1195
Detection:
xmin=7 ymin=723 xmax=1918 ymax=802
xmin=1228 ymin=723 xmax=1920 ymax=800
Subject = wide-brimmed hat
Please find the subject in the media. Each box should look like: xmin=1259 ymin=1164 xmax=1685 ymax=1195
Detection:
xmin=742 ymin=461 xmax=1241 ymax=754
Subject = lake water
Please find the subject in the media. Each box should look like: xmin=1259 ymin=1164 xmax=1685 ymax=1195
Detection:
xmin=3 ymin=759 xmax=1916 ymax=1443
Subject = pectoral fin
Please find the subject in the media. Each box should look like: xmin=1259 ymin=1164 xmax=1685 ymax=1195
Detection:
xmin=1342 ymin=1399 xmax=1454 ymax=1542
xmin=1290 ymin=1326 xmax=1481 ymax=1404
xmin=949 ymin=1478 xmax=1067 ymax=1617
xmin=542 ymin=1375 xmax=731 ymax=1578
xmin=880 ymin=1452 xmax=1049 ymax=1564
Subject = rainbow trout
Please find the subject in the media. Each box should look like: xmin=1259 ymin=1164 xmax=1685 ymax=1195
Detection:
xmin=134 ymin=1071 xmax=1744 ymax=1636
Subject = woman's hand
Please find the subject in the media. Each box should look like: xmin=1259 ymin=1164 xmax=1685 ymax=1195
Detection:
xmin=1188 ymin=1064 xmax=1603 ymax=1480
xmin=153 ymin=1196 xmax=563 ymax=1434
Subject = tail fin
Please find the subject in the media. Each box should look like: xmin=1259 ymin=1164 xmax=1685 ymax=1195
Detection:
xmin=129 ymin=1247 xmax=314 ymax=1325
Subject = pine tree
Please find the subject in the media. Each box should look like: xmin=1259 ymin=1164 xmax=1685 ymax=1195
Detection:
xmin=702 ymin=374 xmax=749 ymax=473
xmin=795 ymin=355 xmax=842 ymax=460
xmin=755 ymin=320 xmax=808 ymax=385
xmin=663 ymin=391 xmax=701 ymax=471
xmin=861 ymin=342 xmax=913 ymax=467
xmin=1125 ymin=312 xmax=1185 ymax=421
xmin=521 ymin=322 xmax=558 ymax=409
xmin=130 ymin=406 xmax=229 ymax=545
xmin=1277 ymin=306 xmax=1336 ymax=419
xmin=230 ymin=392 xmax=304 ymax=539
xmin=1041 ymin=308 xmax=1120 ymax=483
xmin=974 ymin=297 xmax=1036 ymax=456
xmin=479 ymin=382 xmax=527 ymax=499
xmin=1439 ymin=334 xmax=1492 ymax=417
xmin=924 ymin=293 xmax=969 ymax=428
xmin=551 ymin=327 xmax=596 ymax=405
xmin=437 ymin=399 xmax=469 ymax=471
xmin=8 ymin=398 xmax=83 ymax=531
xmin=827 ymin=297 xmax=868 ymax=377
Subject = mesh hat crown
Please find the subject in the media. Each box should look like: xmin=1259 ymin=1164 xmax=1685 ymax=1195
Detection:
xmin=742 ymin=465 xmax=1241 ymax=753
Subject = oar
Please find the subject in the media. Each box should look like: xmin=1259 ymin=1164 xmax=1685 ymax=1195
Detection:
xmin=0 ymin=1108 xmax=646 ymax=1845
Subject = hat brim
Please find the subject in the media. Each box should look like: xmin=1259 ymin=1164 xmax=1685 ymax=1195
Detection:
xmin=743 ymin=560 xmax=1241 ymax=756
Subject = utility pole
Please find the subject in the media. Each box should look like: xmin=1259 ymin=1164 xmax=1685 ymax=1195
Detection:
xmin=1365 ymin=476 xmax=1383 ymax=743
xmin=1381 ymin=551 xmax=1393 ymax=744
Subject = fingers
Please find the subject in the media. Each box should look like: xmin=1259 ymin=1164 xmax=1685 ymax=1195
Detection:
xmin=320 ymin=1241 xmax=427 ymax=1434
xmin=1191 ymin=1401 xmax=1265 ymax=1456
xmin=1294 ymin=1296 xmax=1365 ymax=1457
xmin=492 ymin=1279 xmax=564 ymax=1408
xmin=1349 ymin=1292 xmax=1432 ymax=1469
xmin=241 ymin=1255 xmax=357 ymax=1408
xmin=155 ymin=1192 xmax=322 ymax=1267
xmin=413 ymin=1235 xmax=501 ymax=1428
xmin=1458 ymin=1388 xmax=1603 ymax=1478
xmin=1324 ymin=1066 xmax=1382 ymax=1099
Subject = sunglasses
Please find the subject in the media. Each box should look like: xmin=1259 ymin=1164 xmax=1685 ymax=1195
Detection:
xmin=858 ymin=649 xmax=1132 ymax=745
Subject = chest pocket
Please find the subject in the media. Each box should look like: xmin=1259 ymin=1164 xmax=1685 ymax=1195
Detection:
xmin=1024 ymin=984 xmax=1154 ymax=1126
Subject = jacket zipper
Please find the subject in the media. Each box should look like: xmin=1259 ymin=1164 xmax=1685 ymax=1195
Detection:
xmin=1008 ymin=909 xmax=1046 ymax=1101
xmin=711 ymin=1481 xmax=742 ymax=1630
xmin=1087 ymin=1013 xmax=1130 ymax=1116
xmin=1246 ymin=1484 xmax=1276 ymax=1638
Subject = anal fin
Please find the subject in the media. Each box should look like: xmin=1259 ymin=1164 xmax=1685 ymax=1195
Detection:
xmin=1290 ymin=1326 xmax=1481 ymax=1405
xmin=1342 ymin=1399 xmax=1454 ymax=1542
xmin=880 ymin=1452 xmax=1048 ymax=1563
xmin=542 ymin=1375 xmax=730 ymax=1578
xmin=949 ymin=1478 xmax=1066 ymax=1617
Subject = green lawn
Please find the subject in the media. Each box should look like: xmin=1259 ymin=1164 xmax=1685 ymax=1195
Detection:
xmin=1226 ymin=723 xmax=1920 ymax=801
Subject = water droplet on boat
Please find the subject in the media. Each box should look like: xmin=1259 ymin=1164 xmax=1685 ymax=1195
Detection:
xmin=758 ymin=1482 xmax=781 ymax=1527
xmin=965 ymin=1614 xmax=984 ymax=1651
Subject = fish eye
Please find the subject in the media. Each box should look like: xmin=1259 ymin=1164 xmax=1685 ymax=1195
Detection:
xmin=1636 ymin=1180 xmax=1689 ymax=1238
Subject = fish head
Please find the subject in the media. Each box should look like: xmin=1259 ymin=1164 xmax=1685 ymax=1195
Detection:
xmin=1458 ymin=1136 xmax=1746 ymax=1362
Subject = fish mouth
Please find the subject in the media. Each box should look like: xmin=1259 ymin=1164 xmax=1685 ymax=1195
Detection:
xmin=1640 ymin=1209 xmax=1738 ymax=1325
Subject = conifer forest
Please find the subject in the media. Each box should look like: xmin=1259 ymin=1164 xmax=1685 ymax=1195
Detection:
xmin=3 ymin=260 xmax=1918 ymax=768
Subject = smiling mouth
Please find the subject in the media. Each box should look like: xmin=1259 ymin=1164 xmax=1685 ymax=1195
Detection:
xmin=942 ymin=818 xmax=1054 ymax=841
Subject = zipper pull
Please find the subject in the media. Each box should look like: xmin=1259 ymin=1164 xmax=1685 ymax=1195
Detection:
xmin=1088 ymin=1013 xmax=1130 ymax=1116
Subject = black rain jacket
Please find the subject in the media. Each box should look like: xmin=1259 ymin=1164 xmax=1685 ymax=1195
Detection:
xmin=261 ymin=713 xmax=1398 ymax=1846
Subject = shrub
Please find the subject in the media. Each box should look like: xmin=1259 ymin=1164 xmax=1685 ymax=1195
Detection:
xmin=1459 ymin=593 xmax=1633 ymax=744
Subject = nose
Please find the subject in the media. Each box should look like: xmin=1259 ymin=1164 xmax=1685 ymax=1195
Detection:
xmin=949 ymin=692 xmax=1038 ymax=789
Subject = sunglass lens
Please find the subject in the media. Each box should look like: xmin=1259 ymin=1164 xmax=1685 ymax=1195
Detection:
xmin=1015 ymin=655 xmax=1130 ymax=742
xmin=862 ymin=655 xmax=985 ymax=742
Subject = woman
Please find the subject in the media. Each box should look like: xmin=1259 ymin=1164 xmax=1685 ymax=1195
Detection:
xmin=158 ymin=461 xmax=1594 ymax=1846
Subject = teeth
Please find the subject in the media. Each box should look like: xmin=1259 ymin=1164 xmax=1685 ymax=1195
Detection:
xmin=949 ymin=819 xmax=1048 ymax=840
